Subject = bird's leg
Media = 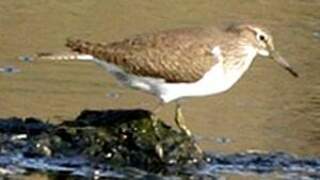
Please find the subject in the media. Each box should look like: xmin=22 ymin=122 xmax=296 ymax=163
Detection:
xmin=174 ymin=102 xmax=203 ymax=154
xmin=151 ymin=100 xmax=165 ymax=125
xmin=151 ymin=101 xmax=164 ymax=148
xmin=174 ymin=102 xmax=192 ymax=137
xmin=152 ymin=101 xmax=164 ymax=114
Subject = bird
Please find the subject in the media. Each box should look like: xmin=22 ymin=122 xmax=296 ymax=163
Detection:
xmin=38 ymin=23 xmax=299 ymax=137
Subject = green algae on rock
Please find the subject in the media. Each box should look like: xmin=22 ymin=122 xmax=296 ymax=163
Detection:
xmin=0 ymin=109 xmax=204 ymax=175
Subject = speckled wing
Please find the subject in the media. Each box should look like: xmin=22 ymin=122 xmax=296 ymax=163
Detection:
xmin=66 ymin=27 xmax=221 ymax=83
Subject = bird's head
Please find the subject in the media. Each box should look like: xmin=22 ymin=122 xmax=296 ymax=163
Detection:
xmin=227 ymin=24 xmax=299 ymax=77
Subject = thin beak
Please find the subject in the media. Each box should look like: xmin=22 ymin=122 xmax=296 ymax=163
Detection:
xmin=270 ymin=51 xmax=299 ymax=78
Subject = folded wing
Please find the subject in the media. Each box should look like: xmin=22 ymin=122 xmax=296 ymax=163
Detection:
xmin=66 ymin=27 xmax=221 ymax=83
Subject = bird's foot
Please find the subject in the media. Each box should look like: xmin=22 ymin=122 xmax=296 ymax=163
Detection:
xmin=174 ymin=104 xmax=203 ymax=155
xmin=174 ymin=104 xmax=192 ymax=137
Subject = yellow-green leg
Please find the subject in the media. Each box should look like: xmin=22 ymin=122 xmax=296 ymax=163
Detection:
xmin=174 ymin=102 xmax=203 ymax=154
xmin=151 ymin=101 xmax=164 ymax=131
xmin=174 ymin=103 xmax=192 ymax=137
xmin=151 ymin=101 xmax=164 ymax=158
xmin=152 ymin=101 xmax=164 ymax=114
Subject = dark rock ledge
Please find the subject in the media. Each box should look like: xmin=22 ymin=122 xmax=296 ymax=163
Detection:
xmin=0 ymin=109 xmax=204 ymax=178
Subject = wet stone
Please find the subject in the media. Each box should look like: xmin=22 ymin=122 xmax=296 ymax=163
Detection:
xmin=0 ymin=109 xmax=204 ymax=178
xmin=215 ymin=137 xmax=232 ymax=144
xmin=313 ymin=31 xmax=320 ymax=39
xmin=0 ymin=66 xmax=20 ymax=74
xmin=18 ymin=55 xmax=34 ymax=62
xmin=106 ymin=92 xmax=120 ymax=99
xmin=0 ymin=109 xmax=319 ymax=179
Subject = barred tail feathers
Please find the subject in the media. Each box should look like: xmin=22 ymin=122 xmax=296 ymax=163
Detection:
xmin=36 ymin=52 xmax=94 ymax=61
xmin=34 ymin=38 xmax=99 ymax=61
xmin=66 ymin=38 xmax=107 ymax=58
xmin=65 ymin=38 xmax=91 ymax=53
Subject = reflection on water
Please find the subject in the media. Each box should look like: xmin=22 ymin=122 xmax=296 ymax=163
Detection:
xmin=0 ymin=0 xmax=319 ymax=167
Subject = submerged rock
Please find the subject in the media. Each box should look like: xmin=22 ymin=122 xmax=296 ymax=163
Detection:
xmin=0 ymin=109 xmax=203 ymax=177
xmin=0 ymin=66 xmax=20 ymax=74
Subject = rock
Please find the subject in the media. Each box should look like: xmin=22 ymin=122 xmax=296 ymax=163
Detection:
xmin=0 ymin=109 xmax=204 ymax=176
xmin=0 ymin=66 xmax=20 ymax=74
xmin=1 ymin=110 xmax=320 ymax=179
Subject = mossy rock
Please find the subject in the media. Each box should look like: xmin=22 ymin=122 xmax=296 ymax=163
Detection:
xmin=0 ymin=109 xmax=204 ymax=175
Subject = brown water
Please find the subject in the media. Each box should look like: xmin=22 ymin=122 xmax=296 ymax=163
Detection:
xmin=0 ymin=0 xmax=319 ymax=158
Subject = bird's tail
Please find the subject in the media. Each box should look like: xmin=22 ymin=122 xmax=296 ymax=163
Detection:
xmin=35 ymin=52 xmax=94 ymax=61
xmin=66 ymin=38 xmax=107 ymax=58
xmin=29 ymin=38 xmax=100 ymax=61
xmin=66 ymin=38 xmax=92 ymax=54
xmin=21 ymin=39 xmax=107 ymax=62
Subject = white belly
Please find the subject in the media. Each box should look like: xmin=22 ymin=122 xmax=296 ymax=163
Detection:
xmin=92 ymin=60 xmax=246 ymax=103
xmin=158 ymin=62 xmax=229 ymax=102
xmin=90 ymin=46 xmax=257 ymax=103
xmin=157 ymin=46 xmax=257 ymax=102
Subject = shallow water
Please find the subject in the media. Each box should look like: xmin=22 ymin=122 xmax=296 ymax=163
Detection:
xmin=0 ymin=0 xmax=319 ymax=178
xmin=1 ymin=152 xmax=319 ymax=179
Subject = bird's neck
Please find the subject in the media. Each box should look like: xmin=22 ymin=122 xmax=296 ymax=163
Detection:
xmin=223 ymin=45 xmax=257 ymax=85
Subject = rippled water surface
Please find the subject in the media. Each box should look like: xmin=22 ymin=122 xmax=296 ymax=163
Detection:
xmin=0 ymin=0 xmax=319 ymax=178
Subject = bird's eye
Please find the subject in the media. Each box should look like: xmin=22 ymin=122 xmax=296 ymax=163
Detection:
xmin=258 ymin=34 xmax=266 ymax=41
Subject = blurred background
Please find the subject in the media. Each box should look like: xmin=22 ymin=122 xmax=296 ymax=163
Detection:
xmin=0 ymin=0 xmax=319 ymax=155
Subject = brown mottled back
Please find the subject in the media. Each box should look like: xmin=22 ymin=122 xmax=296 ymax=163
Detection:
xmin=66 ymin=27 xmax=226 ymax=83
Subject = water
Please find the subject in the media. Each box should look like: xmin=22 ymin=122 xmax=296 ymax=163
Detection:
xmin=0 ymin=152 xmax=319 ymax=179
xmin=0 ymin=0 xmax=319 ymax=178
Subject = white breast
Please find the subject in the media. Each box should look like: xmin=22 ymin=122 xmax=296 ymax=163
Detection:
xmin=158 ymin=46 xmax=257 ymax=102
xmin=88 ymin=46 xmax=257 ymax=103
